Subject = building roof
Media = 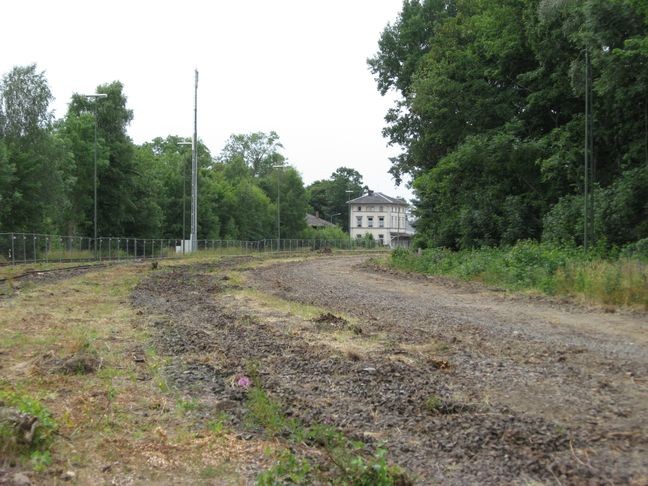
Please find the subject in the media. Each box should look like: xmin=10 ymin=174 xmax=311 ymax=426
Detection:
xmin=306 ymin=213 xmax=336 ymax=228
xmin=347 ymin=191 xmax=408 ymax=206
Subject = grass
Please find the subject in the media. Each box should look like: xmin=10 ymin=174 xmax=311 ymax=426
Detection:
xmin=0 ymin=260 xmax=106 ymax=280
xmin=0 ymin=257 xmax=276 ymax=482
xmin=245 ymin=385 xmax=409 ymax=485
xmin=388 ymin=241 xmax=648 ymax=309
xmin=0 ymin=388 xmax=58 ymax=462
xmin=236 ymin=288 xmax=339 ymax=321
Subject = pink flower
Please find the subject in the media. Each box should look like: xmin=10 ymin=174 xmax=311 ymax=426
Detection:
xmin=237 ymin=376 xmax=252 ymax=389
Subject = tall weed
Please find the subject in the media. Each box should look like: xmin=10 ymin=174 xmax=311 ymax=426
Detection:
xmin=390 ymin=242 xmax=647 ymax=308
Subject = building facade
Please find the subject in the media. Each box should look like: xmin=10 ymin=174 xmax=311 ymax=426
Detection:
xmin=347 ymin=192 xmax=414 ymax=247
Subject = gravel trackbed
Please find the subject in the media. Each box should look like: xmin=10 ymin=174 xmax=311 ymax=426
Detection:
xmin=132 ymin=255 xmax=648 ymax=484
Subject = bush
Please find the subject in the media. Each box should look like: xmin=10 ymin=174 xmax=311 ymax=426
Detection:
xmin=620 ymin=238 xmax=648 ymax=262
xmin=543 ymin=166 xmax=648 ymax=247
xmin=0 ymin=389 xmax=57 ymax=464
xmin=388 ymin=241 xmax=647 ymax=308
xmin=300 ymin=226 xmax=348 ymax=241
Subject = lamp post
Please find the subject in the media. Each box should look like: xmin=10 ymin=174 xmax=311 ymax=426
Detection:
xmin=178 ymin=141 xmax=192 ymax=254
xmin=191 ymin=70 xmax=199 ymax=252
xmin=273 ymin=164 xmax=286 ymax=250
xmin=330 ymin=212 xmax=341 ymax=224
xmin=81 ymin=93 xmax=107 ymax=255
xmin=345 ymin=189 xmax=353 ymax=247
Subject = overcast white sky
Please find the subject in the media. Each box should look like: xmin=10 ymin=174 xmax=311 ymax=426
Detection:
xmin=1 ymin=0 xmax=413 ymax=200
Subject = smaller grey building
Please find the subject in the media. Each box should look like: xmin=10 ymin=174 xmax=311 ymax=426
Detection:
xmin=306 ymin=212 xmax=336 ymax=229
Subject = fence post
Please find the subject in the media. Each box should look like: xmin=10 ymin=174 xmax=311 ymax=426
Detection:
xmin=33 ymin=234 xmax=37 ymax=263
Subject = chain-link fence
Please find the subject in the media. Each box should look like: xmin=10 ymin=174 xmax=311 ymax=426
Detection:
xmin=0 ymin=233 xmax=386 ymax=265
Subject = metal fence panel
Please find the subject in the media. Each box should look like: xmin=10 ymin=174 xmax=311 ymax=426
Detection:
xmin=0 ymin=232 xmax=388 ymax=266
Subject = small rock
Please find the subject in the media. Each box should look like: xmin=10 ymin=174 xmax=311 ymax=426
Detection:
xmin=100 ymin=462 xmax=118 ymax=473
xmin=60 ymin=470 xmax=76 ymax=481
xmin=12 ymin=473 xmax=32 ymax=486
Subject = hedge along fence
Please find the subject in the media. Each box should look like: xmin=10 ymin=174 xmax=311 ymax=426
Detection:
xmin=0 ymin=233 xmax=387 ymax=265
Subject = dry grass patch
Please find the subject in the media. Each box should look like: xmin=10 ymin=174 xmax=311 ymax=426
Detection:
xmin=0 ymin=262 xmax=270 ymax=483
xmin=223 ymin=288 xmax=388 ymax=361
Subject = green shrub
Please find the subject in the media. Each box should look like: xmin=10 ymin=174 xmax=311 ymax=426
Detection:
xmin=245 ymin=387 xmax=285 ymax=434
xmin=542 ymin=166 xmax=648 ymax=247
xmin=258 ymin=449 xmax=313 ymax=485
xmin=0 ymin=389 xmax=58 ymax=471
xmin=620 ymin=238 xmax=648 ymax=262
xmin=246 ymin=382 xmax=409 ymax=484
xmin=388 ymin=241 xmax=647 ymax=308
xmin=301 ymin=226 xmax=348 ymax=241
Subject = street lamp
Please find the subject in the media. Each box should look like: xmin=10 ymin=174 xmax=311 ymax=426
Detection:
xmin=273 ymin=164 xmax=286 ymax=250
xmin=178 ymin=140 xmax=192 ymax=254
xmin=345 ymin=189 xmax=353 ymax=247
xmin=191 ymin=70 xmax=198 ymax=252
xmin=81 ymin=93 xmax=108 ymax=255
xmin=330 ymin=212 xmax=341 ymax=224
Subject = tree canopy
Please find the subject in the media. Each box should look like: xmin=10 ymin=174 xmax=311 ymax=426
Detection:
xmin=306 ymin=167 xmax=366 ymax=231
xmin=370 ymin=0 xmax=648 ymax=249
xmin=0 ymin=74 xmax=345 ymax=243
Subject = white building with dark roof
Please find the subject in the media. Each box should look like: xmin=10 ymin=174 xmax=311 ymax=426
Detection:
xmin=347 ymin=191 xmax=414 ymax=248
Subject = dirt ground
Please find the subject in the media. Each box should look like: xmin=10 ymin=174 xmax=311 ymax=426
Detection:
xmin=129 ymin=255 xmax=648 ymax=485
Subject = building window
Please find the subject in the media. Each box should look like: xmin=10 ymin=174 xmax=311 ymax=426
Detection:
xmin=356 ymin=216 xmax=362 ymax=227
xmin=357 ymin=206 xmax=362 ymax=211
xmin=378 ymin=216 xmax=384 ymax=228
xmin=367 ymin=216 xmax=374 ymax=228
xmin=378 ymin=234 xmax=384 ymax=245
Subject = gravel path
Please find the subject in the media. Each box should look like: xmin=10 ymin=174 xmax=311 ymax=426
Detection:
xmin=132 ymin=256 xmax=648 ymax=484
xmin=247 ymin=256 xmax=648 ymax=484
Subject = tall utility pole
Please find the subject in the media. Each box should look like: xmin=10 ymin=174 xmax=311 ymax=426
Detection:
xmin=178 ymin=141 xmax=192 ymax=254
xmin=81 ymin=93 xmax=107 ymax=255
xmin=345 ymin=189 xmax=353 ymax=247
xmin=191 ymin=70 xmax=198 ymax=252
xmin=584 ymin=51 xmax=594 ymax=251
xmin=273 ymin=164 xmax=285 ymax=250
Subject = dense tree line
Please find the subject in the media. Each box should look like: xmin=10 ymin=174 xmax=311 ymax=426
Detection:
xmin=370 ymin=0 xmax=648 ymax=249
xmin=0 ymin=65 xmax=364 ymax=240
xmin=306 ymin=167 xmax=367 ymax=232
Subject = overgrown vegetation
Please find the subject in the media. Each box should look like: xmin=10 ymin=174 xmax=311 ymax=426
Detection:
xmin=389 ymin=241 xmax=648 ymax=308
xmin=0 ymin=388 xmax=58 ymax=470
xmin=0 ymin=259 xmax=275 ymax=481
xmin=245 ymin=383 xmax=409 ymax=485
